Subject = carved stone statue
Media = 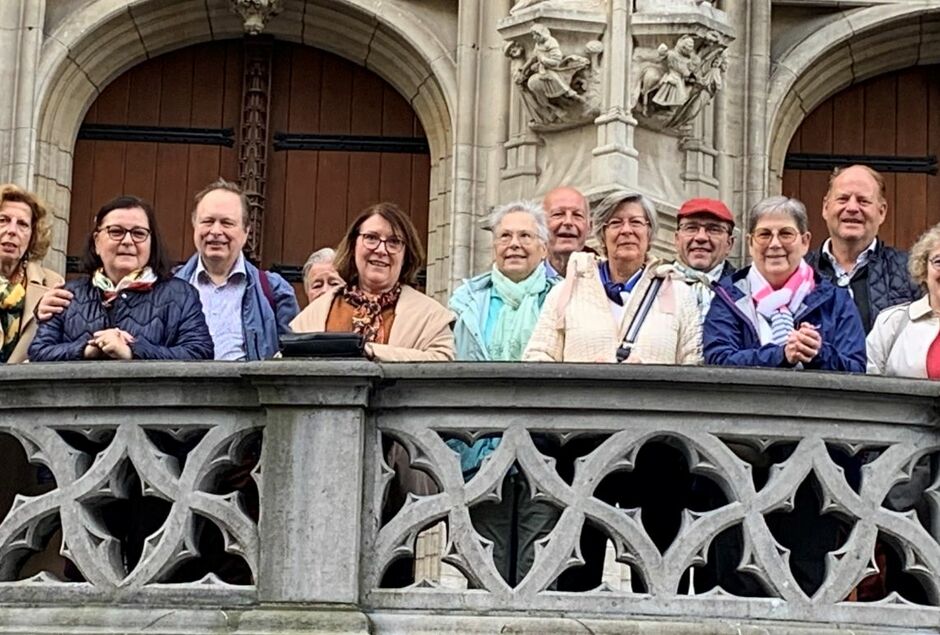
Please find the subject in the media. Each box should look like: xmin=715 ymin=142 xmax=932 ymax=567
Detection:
xmin=510 ymin=0 xmax=548 ymax=14
xmin=507 ymin=24 xmax=603 ymax=132
xmin=630 ymin=31 xmax=728 ymax=132
xmin=229 ymin=0 xmax=283 ymax=35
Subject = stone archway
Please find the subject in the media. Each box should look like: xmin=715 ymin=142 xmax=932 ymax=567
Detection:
xmin=31 ymin=0 xmax=457 ymax=295
xmin=766 ymin=5 xmax=940 ymax=189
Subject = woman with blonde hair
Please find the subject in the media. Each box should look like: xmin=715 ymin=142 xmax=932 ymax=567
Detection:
xmin=0 ymin=184 xmax=63 ymax=363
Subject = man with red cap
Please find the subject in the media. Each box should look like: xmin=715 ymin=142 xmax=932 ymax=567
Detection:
xmin=672 ymin=197 xmax=736 ymax=319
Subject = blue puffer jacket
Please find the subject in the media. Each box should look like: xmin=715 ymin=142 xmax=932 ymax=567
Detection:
xmin=28 ymin=277 xmax=214 ymax=361
xmin=703 ymin=266 xmax=865 ymax=372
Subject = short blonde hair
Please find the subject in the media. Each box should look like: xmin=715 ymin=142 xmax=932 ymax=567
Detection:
xmin=0 ymin=183 xmax=52 ymax=261
xmin=908 ymin=223 xmax=940 ymax=287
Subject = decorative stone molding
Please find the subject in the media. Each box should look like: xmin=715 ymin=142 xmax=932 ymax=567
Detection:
xmin=629 ymin=1 xmax=733 ymax=135
xmin=229 ymin=0 xmax=283 ymax=35
xmin=498 ymin=5 xmax=606 ymax=133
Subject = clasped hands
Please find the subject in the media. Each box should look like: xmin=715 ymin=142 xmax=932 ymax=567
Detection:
xmin=784 ymin=323 xmax=821 ymax=365
xmin=84 ymin=328 xmax=135 ymax=360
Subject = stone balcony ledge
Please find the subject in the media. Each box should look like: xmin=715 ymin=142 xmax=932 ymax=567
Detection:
xmin=0 ymin=361 xmax=936 ymax=634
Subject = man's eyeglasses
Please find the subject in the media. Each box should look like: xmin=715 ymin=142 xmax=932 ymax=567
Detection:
xmin=678 ymin=222 xmax=730 ymax=237
xmin=98 ymin=225 xmax=151 ymax=243
xmin=359 ymin=232 xmax=405 ymax=254
xmin=751 ymin=228 xmax=801 ymax=246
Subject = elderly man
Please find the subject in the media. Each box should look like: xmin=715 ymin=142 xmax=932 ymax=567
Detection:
xmin=542 ymin=186 xmax=591 ymax=278
xmin=38 ymin=178 xmax=299 ymax=360
xmin=672 ymin=197 xmax=736 ymax=319
xmin=301 ymin=247 xmax=344 ymax=303
xmin=805 ymin=164 xmax=919 ymax=333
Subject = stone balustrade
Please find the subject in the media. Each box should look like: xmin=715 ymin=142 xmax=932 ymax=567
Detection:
xmin=0 ymin=361 xmax=937 ymax=634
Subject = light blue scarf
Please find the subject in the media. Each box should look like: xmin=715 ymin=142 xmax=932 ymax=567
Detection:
xmin=487 ymin=264 xmax=549 ymax=361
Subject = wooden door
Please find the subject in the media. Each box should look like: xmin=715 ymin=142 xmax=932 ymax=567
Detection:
xmin=68 ymin=39 xmax=430 ymax=302
xmin=781 ymin=65 xmax=940 ymax=251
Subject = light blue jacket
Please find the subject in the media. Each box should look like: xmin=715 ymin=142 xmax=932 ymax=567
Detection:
xmin=176 ymin=254 xmax=299 ymax=361
xmin=447 ymin=270 xmax=557 ymax=476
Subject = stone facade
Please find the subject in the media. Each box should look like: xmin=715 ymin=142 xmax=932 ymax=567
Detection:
xmin=0 ymin=0 xmax=939 ymax=296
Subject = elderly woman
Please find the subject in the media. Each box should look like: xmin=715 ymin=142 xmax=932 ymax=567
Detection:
xmin=0 ymin=184 xmax=63 ymax=363
xmin=29 ymin=195 xmax=213 ymax=361
xmin=704 ymin=196 xmax=865 ymax=371
xmin=302 ymin=246 xmax=344 ymax=303
xmin=867 ymin=223 xmax=940 ymax=378
xmin=447 ymin=200 xmax=559 ymax=586
xmin=290 ymin=202 xmax=454 ymax=361
xmin=523 ymin=190 xmax=702 ymax=364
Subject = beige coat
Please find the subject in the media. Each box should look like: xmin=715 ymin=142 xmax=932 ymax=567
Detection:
xmin=866 ymin=295 xmax=938 ymax=378
xmin=523 ymin=252 xmax=702 ymax=364
xmin=7 ymin=261 xmax=64 ymax=364
xmin=290 ymin=284 xmax=455 ymax=361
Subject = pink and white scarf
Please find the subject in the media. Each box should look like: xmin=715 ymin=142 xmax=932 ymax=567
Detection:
xmin=748 ymin=259 xmax=816 ymax=318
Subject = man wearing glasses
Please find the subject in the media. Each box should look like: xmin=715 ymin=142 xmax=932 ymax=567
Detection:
xmin=806 ymin=164 xmax=919 ymax=333
xmin=672 ymin=197 xmax=736 ymax=320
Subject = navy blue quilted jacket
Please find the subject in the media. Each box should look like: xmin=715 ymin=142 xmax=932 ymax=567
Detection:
xmin=28 ymin=277 xmax=214 ymax=361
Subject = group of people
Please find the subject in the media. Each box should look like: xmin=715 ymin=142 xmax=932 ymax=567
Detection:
xmin=0 ymin=166 xmax=936 ymax=591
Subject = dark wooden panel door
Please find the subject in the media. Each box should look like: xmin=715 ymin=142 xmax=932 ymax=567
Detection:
xmin=781 ymin=65 xmax=940 ymax=251
xmin=68 ymin=39 xmax=430 ymax=303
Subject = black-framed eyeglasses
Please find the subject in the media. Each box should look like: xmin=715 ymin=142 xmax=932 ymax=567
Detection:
xmin=359 ymin=232 xmax=405 ymax=254
xmin=678 ymin=222 xmax=730 ymax=237
xmin=98 ymin=225 xmax=151 ymax=243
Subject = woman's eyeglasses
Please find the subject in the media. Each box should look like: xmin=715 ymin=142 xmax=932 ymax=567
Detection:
xmin=359 ymin=232 xmax=405 ymax=254
xmin=928 ymin=257 xmax=940 ymax=270
xmin=98 ymin=225 xmax=151 ymax=243
xmin=751 ymin=228 xmax=801 ymax=246
xmin=604 ymin=218 xmax=650 ymax=232
xmin=494 ymin=230 xmax=538 ymax=246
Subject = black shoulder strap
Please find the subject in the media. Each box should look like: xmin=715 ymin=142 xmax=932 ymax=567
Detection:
xmin=616 ymin=276 xmax=664 ymax=362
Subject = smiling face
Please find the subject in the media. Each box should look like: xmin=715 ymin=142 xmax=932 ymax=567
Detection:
xmin=492 ymin=210 xmax=547 ymax=283
xmin=749 ymin=210 xmax=811 ymax=288
xmin=821 ymin=166 xmax=887 ymax=246
xmin=354 ymin=213 xmax=405 ymax=295
xmin=305 ymin=261 xmax=345 ymax=302
xmin=0 ymin=201 xmax=32 ymax=278
xmin=544 ymin=188 xmax=589 ymax=262
xmin=193 ymin=189 xmax=249 ymax=272
xmin=94 ymin=207 xmax=151 ymax=283
xmin=603 ymin=201 xmax=651 ymax=270
xmin=674 ymin=212 xmax=734 ymax=272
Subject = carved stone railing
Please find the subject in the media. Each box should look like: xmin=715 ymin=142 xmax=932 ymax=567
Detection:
xmin=0 ymin=362 xmax=937 ymax=634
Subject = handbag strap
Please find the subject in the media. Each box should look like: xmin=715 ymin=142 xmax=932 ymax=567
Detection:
xmin=616 ymin=276 xmax=663 ymax=362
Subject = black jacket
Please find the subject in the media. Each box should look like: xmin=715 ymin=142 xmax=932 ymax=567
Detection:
xmin=28 ymin=277 xmax=214 ymax=361
xmin=805 ymin=239 xmax=920 ymax=333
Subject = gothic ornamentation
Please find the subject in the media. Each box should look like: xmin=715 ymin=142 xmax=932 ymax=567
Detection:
xmin=238 ymin=39 xmax=274 ymax=263
xmin=631 ymin=31 xmax=729 ymax=133
xmin=506 ymin=24 xmax=604 ymax=133
xmin=229 ymin=0 xmax=283 ymax=35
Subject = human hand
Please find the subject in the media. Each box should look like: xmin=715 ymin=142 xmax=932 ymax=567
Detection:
xmin=784 ymin=323 xmax=821 ymax=365
xmin=90 ymin=328 xmax=134 ymax=360
xmin=36 ymin=286 xmax=73 ymax=321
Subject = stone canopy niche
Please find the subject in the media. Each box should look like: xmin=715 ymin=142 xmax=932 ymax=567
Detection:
xmin=498 ymin=1 xmax=606 ymax=133
xmin=629 ymin=0 xmax=733 ymax=135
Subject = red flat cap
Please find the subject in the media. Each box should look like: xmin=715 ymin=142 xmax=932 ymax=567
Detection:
xmin=677 ymin=198 xmax=734 ymax=225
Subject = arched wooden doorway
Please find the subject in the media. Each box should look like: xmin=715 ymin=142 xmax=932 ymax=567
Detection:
xmin=781 ymin=65 xmax=940 ymax=250
xmin=67 ymin=39 xmax=431 ymax=302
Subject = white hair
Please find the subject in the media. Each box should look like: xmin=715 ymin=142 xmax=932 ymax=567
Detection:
xmin=484 ymin=200 xmax=549 ymax=243
xmin=302 ymin=247 xmax=336 ymax=280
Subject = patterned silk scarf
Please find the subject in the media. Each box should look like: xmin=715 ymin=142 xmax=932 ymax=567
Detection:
xmin=487 ymin=264 xmax=549 ymax=361
xmin=92 ymin=267 xmax=158 ymax=306
xmin=747 ymin=260 xmax=816 ymax=345
xmin=0 ymin=265 xmax=27 ymax=363
xmin=598 ymin=261 xmax=644 ymax=306
xmin=342 ymin=284 xmax=402 ymax=343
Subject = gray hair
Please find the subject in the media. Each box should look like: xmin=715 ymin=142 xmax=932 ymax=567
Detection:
xmin=484 ymin=200 xmax=549 ymax=243
xmin=302 ymin=246 xmax=336 ymax=281
xmin=747 ymin=196 xmax=809 ymax=234
xmin=591 ymin=191 xmax=658 ymax=255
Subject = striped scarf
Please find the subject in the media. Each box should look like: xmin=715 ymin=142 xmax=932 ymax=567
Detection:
xmin=92 ymin=267 xmax=158 ymax=306
xmin=0 ymin=265 xmax=26 ymax=362
xmin=747 ymin=260 xmax=815 ymax=345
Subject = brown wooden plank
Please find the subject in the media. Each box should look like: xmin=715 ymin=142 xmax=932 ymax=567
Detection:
xmin=410 ymin=153 xmax=431 ymax=248
xmin=928 ymin=65 xmax=940 ymax=233
xmin=863 ymin=74 xmax=898 ymax=245
xmin=157 ymin=47 xmax=194 ymax=128
xmin=153 ymin=144 xmax=191 ymax=262
xmin=219 ymin=41 xmax=244 ymax=182
xmin=798 ymin=100 xmax=833 ymax=154
xmin=68 ymin=140 xmax=97 ymax=256
xmin=831 ymin=83 xmax=865 ymax=155
xmin=347 ymin=66 xmax=384 ymax=224
xmin=318 ymin=52 xmax=353 ymax=134
xmin=893 ymin=68 xmax=928 ymax=251
xmin=313 ymin=51 xmax=351 ymax=255
xmin=125 ymin=58 xmax=162 ymax=127
xmin=263 ymin=42 xmax=294 ymax=269
xmin=89 ymin=141 xmax=127 ymax=217
xmin=95 ymin=72 xmax=130 ymax=124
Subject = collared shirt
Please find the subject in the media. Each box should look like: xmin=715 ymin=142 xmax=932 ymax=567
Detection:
xmin=543 ymin=259 xmax=560 ymax=279
xmin=821 ymin=237 xmax=878 ymax=292
xmin=190 ymin=254 xmax=247 ymax=360
xmin=673 ymin=260 xmax=726 ymax=321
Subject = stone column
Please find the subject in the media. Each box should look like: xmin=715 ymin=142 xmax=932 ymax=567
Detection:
xmin=0 ymin=0 xmax=44 ymax=186
xmin=249 ymin=364 xmax=377 ymax=606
